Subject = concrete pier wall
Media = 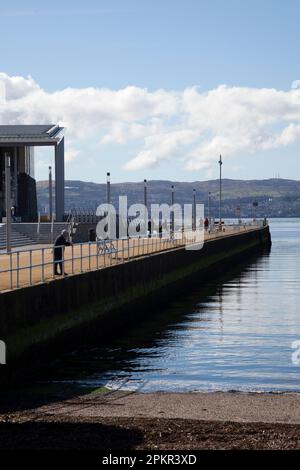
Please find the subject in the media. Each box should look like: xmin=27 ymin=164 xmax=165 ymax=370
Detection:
xmin=0 ymin=226 xmax=271 ymax=370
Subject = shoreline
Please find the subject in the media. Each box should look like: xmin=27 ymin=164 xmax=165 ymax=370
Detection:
xmin=1 ymin=390 xmax=300 ymax=449
xmin=18 ymin=390 xmax=300 ymax=424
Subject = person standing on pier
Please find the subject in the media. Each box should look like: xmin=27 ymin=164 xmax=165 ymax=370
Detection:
xmin=53 ymin=230 xmax=72 ymax=276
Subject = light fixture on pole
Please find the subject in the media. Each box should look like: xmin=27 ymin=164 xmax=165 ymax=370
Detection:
xmin=208 ymin=191 xmax=211 ymax=229
xmin=49 ymin=166 xmax=53 ymax=222
xmin=143 ymin=179 xmax=148 ymax=236
xmin=218 ymin=155 xmax=223 ymax=230
xmin=106 ymin=172 xmax=111 ymax=205
xmin=253 ymin=201 xmax=258 ymax=221
xmin=192 ymin=188 xmax=196 ymax=231
xmin=5 ymin=152 xmax=12 ymax=253
xmin=144 ymin=179 xmax=147 ymax=210
xmin=171 ymin=184 xmax=175 ymax=235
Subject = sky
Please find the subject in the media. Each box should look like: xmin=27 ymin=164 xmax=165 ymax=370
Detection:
xmin=0 ymin=0 xmax=300 ymax=182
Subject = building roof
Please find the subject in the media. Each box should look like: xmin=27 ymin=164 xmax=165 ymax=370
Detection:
xmin=0 ymin=125 xmax=64 ymax=146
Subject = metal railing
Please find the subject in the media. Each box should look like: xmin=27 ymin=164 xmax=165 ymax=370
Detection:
xmin=67 ymin=208 xmax=99 ymax=224
xmin=0 ymin=222 xmax=264 ymax=293
xmin=0 ymin=230 xmax=200 ymax=292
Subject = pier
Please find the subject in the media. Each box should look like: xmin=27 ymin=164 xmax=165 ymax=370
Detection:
xmin=0 ymin=223 xmax=263 ymax=293
xmin=0 ymin=223 xmax=271 ymax=372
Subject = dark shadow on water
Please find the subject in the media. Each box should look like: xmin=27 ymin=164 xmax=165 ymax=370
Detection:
xmin=0 ymin=247 xmax=271 ymax=413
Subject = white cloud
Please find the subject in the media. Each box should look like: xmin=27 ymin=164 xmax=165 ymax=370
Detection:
xmin=0 ymin=73 xmax=39 ymax=100
xmin=1 ymin=72 xmax=300 ymax=174
xmin=65 ymin=148 xmax=80 ymax=163
xmin=124 ymin=129 xmax=198 ymax=170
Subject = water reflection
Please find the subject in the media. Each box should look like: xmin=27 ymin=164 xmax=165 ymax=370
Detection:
xmin=46 ymin=219 xmax=300 ymax=393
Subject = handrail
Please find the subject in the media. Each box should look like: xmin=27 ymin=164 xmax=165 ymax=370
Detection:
xmin=0 ymin=222 xmax=264 ymax=293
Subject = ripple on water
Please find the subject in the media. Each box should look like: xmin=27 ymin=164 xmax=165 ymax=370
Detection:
xmin=46 ymin=219 xmax=300 ymax=393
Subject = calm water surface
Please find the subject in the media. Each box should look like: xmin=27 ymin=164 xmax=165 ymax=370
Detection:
xmin=48 ymin=219 xmax=300 ymax=392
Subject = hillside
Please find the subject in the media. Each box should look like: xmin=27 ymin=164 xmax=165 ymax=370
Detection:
xmin=37 ymin=178 xmax=300 ymax=218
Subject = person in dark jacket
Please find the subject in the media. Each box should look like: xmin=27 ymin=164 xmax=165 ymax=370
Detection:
xmin=53 ymin=230 xmax=71 ymax=275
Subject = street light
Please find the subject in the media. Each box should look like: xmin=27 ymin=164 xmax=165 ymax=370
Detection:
xmin=49 ymin=166 xmax=53 ymax=221
xmin=106 ymin=172 xmax=111 ymax=205
xmin=192 ymin=188 xmax=196 ymax=231
xmin=5 ymin=152 xmax=11 ymax=253
xmin=144 ymin=179 xmax=147 ymax=210
xmin=208 ymin=191 xmax=212 ymax=229
xmin=218 ymin=155 xmax=223 ymax=230
xmin=252 ymin=201 xmax=258 ymax=221
xmin=143 ymin=179 xmax=148 ymax=236
xmin=171 ymin=185 xmax=175 ymax=235
xmin=236 ymin=206 xmax=241 ymax=224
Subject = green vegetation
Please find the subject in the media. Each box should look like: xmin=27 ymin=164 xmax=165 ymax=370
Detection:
xmin=37 ymin=178 xmax=300 ymax=217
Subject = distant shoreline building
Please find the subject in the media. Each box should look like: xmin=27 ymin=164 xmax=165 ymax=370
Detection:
xmin=0 ymin=125 xmax=65 ymax=222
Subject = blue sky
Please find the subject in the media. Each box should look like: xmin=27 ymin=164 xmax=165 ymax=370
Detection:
xmin=1 ymin=0 xmax=300 ymax=182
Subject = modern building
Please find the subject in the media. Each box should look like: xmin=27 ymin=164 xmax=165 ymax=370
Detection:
xmin=0 ymin=125 xmax=65 ymax=222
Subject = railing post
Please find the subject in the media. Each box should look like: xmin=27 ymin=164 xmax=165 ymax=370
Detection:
xmin=89 ymin=242 xmax=91 ymax=270
xmin=17 ymin=251 xmax=20 ymax=288
xmin=42 ymin=248 xmax=45 ymax=283
xmin=62 ymin=245 xmax=65 ymax=276
xmin=37 ymin=212 xmax=41 ymax=243
xmin=10 ymin=252 xmax=13 ymax=290
xmin=29 ymin=249 xmax=32 ymax=285
xmin=72 ymin=244 xmax=74 ymax=274
xmin=51 ymin=214 xmax=55 ymax=244
xmin=96 ymin=242 xmax=99 ymax=270
xmin=103 ymin=244 xmax=106 ymax=268
xmin=52 ymin=246 xmax=54 ymax=280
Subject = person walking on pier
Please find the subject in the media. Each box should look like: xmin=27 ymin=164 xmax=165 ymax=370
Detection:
xmin=53 ymin=229 xmax=72 ymax=276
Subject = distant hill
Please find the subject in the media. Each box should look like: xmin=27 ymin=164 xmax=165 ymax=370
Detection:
xmin=37 ymin=178 xmax=300 ymax=218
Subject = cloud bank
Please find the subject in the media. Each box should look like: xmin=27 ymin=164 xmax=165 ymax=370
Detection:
xmin=1 ymin=72 xmax=300 ymax=172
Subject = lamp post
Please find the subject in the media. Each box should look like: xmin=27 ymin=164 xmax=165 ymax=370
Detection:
xmin=171 ymin=184 xmax=175 ymax=235
xmin=106 ymin=172 xmax=111 ymax=205
xmin=236 ymin=206 xmax=241 ymax=224
xmin=253 ymin=201 xmax=258 ymax=221
xmin=208 ymin=191 xmax=211 ymax=229
xmin=5 ymin=152 xmax=12 ymax=253
xmin=143 ymin=179 xmax=148 ymax=236
xmin=218 ymin=155 xmax=223 ymax=230
xmin=49 ymin=166 xmax=53 ymax=222
xmin=106 ymin=172 xmax=111 ymax=239
xmin=192 ymin=188 xmax=196 ymax=231
xmin=144 ymin=179 xmax=147 ymax=210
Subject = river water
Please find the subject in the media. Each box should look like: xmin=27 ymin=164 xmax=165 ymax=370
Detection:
xmin=47 ymin=219 xmax=300 ymax=393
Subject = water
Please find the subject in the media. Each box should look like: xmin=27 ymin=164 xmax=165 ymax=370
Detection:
xmin=46 ymin=219 xmax=300 ymax=393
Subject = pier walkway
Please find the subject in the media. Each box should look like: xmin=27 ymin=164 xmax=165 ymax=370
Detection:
xmin=0 ymin=223 xmax=263 ymax=293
